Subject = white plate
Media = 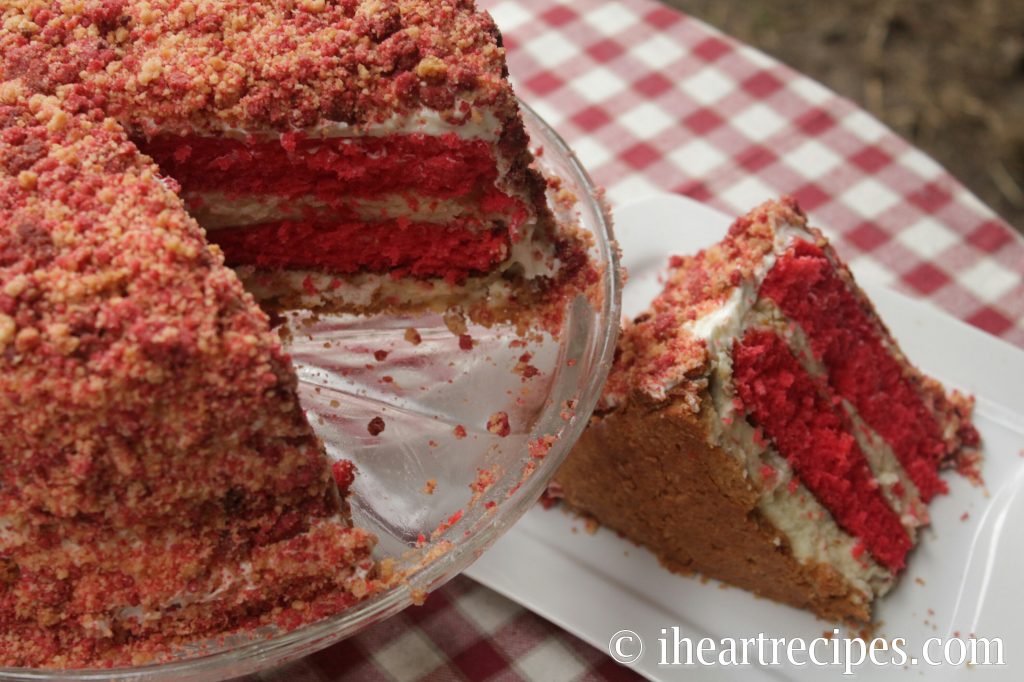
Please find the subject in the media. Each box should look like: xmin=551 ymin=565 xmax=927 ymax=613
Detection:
xmin=466 ymin=194 xmax=1024 ymax=681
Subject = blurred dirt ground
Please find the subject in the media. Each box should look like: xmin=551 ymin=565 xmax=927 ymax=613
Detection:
xmin=664 ymin=0 xmax=1024 ymax=234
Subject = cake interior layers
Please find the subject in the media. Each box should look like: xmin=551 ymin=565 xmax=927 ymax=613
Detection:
xmin=722 ymin=235 xmax=967 ymax=575
xmin=210 ymin=218 xmax=510 ymax=282
xmin=759 ymin=241 xmax=951 ymax=501
xmin=732 ymin=328 xmax=911 ymax=571
xmin=141 ymin=132 xmax=532 ymax=283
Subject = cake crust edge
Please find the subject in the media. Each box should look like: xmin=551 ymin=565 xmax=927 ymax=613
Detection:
xmin=556 ymin=397 xmax=873 ymax=624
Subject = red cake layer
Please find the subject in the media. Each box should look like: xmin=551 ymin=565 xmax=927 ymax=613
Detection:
xmin=760 ymin=240 xmax=949 ymax=501
xmin=732 ymin=328 xmax=912 ymax=571
xmin=212 ymin=218 xmax=510 ymax=283
xmin=142 ymin=133 xmax=505 ymax=201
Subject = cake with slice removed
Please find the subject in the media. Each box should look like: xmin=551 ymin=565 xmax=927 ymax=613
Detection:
xmin=553 ymin=197 xmax=979 ymax=623
xmin=0 ymin=86 xmax=391 ymax=668
xmin=0 ymin=0 xmax=597 ymax=328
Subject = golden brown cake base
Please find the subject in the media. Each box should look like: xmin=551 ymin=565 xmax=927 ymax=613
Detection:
xmin=556 ymin=397 xmax=872 ymax=624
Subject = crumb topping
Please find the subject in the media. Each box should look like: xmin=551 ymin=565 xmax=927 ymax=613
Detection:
xmin=1 ymin=0 xmax=512 ymax=135
xmin=0 ymin=85 xmax=381 ymax=668
xmin=367 ymin=415 xmax=386 ymax=435
xmin=603 ymin=197 xmax=808 ymax=407
xmin=486 ymin=410 xmax=510 ymax=437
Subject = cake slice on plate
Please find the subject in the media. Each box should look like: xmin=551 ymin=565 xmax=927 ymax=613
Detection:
xmin=0 ymin=87 xmax=388 ymax=668
xmin=554 ymin=198 xmax=979 ymax=623
xmin=1 ymin=0 xmax=596 ymax=328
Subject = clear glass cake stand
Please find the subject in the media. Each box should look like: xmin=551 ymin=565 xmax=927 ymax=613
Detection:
xmin=3 ymin=102 xmax=621 ymax=682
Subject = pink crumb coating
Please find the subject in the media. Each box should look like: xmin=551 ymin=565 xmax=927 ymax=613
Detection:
xmin=0 ymin=84 xmax=384 ymax=668
xmin=600 ymin=198 xmax=807 ymax=408
xmin=0 ymin=0 xmax=515 ymax=136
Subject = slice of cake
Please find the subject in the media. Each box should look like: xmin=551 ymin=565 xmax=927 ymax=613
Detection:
xmin=0 ymin=87 xmax=389 ymax=668
xmin=1 ymin=0 xmax=596 ymax=327
xmin=554 ymin=198 xmax=979 ymax=623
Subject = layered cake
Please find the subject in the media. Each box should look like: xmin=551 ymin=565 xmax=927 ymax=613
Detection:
xmin=555 ymin=198 xmax=979 ymax=623
xmin=1 ymin=0 xmax=596 ymax=326
xmin=0 ymin=87 xmax=390 ymax=667
xmin=0 ymin=0 xmax=598 ymax=667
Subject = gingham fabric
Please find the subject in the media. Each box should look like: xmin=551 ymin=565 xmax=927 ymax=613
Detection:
xmin=255 ymin=0 xmax=1024 ymax=679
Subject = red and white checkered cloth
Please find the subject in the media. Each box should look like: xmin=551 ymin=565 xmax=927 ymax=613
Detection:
xmin=256 ymin=0 xmax=1024 ymax=679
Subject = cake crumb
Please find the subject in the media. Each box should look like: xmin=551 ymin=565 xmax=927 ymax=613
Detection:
xmin=915 ymin=577 xmax=926 ymax=586
xmin=367 ymin=417 xmax=386 ymax=436
xmin=0 ymin=315 xmax=15 ymax=349
xmin=453 ymin=424 xmax=467 ymax=439
xmin=514 ymin=352 xmax=540 ymax=380
xmin=433 ymin=509 xmax=464 ymax=537
xmin=540 ymin=482 xmax=563 ymax=509
xmin=487 ymin=411 xmax=510 ymax=437
xmin=470 ymin=467 xmax=498 ymax=501
xmin=374 ymin=349 xmax=389 ymax=362
xmin=443 ymin=308 xmax=468 ymax=336
xmin=331 ymin=460 xmax=356 ymax=493
xmin=458 ymin=334 xmax=474 ymax=351
xmin=423 ymin=479 xmax=437 ymax=495
xmin=529 ymin=435 xmax=557 ymax=459
xmin=956 ymin=448 xmax=985 ymax=487
xmin=405 ymin=328 xmax=422 ymax=345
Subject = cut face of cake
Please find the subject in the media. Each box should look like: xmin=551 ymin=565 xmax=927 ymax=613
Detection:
xmin=555 ymin=198 xmax=979 ymax=623
xmin=1 ymin=0 xmax=595 ymax=326
xmin=0 ymin=87 xmax=389 ymax=668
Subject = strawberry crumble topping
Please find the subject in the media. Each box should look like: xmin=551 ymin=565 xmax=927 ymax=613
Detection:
xmin=367 ymin=416 xmax=386 ymax=436
xmin=486 ymin=411 xmax=511 ymax=437
xmin=0 ymin=86 xmax=386 ymax=668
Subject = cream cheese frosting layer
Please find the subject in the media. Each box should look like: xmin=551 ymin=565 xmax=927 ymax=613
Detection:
xmin=206 ymin=103 xmax=503 ymax=142
xmin=188 ymin=192 xmax=517 ymax=230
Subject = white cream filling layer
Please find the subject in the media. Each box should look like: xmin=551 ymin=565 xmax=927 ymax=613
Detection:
xmin=211 ymin=101 xmax=502 ymax=142
xmin=189 ymin=191 xmax=503 ymax=229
